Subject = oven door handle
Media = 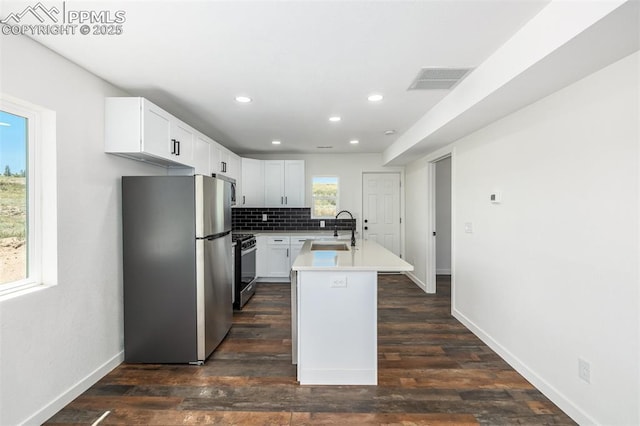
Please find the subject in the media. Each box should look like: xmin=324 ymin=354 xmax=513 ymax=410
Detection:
xmin=241 ymin=246 xmax=257 ymax=256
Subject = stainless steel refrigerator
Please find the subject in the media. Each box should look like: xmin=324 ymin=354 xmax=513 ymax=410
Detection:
xmin=121 ymin=174 xmax=233 ymax=364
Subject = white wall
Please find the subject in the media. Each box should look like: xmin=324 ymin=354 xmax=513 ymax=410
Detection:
xmin=404 ymin=156 xmax=429 ymax=287
xmin=0 ymin=36 xmax=161 ymax=425
xmin=435 ymin=157 xmax=451 ymax=274
xmin=405 ymin=51 xmax=639 ymax=425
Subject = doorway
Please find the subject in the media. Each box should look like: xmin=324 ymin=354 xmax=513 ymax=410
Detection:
xmin=361 ymin=172 xmax=401 ymax=257
xmin=424 ymin=154 xmax=452 ymax=294
xmin=435 ymin=157 xmax=452 ymax=276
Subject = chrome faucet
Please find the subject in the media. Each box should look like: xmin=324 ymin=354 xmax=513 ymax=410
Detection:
xmin=334 ymin=210 xmax=356 ymax=247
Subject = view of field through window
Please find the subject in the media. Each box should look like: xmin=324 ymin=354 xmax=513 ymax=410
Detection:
xmin=0 ymin=110 xmax=28 ymax=285
xmin=312 ymin=176 xmax=338 ymax=218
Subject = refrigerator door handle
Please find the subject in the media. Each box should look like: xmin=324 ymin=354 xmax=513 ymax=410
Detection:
xmin=202 ymin=230 xmax=231 ymax=241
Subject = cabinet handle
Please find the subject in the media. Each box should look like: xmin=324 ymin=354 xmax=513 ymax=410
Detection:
xmin=281 ymin=196 xmax=284 ymax=205
xmin=221 ymin=162 xmax=227 ymax=173
xmin=176 ymin=140 xmax=180 ymax=156
xmin=285 ymin=196 xmax=288 ymax=205
xmin=243 ymin=195 xmax=246 ymax=205
xmin=274 ymin=239 xmax=283 ymax=242
xmin=287 ymin=248 xmax=289 ymax=257
xmin=171 ymin=139 xmax=177 ymax=155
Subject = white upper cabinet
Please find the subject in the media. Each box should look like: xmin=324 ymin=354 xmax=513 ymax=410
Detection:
xmin=240 ymin=158 xmax=265 ymax=207
xmin=284 ymin=160 xmax=305 ymax=207
xmin=193 ymin=134 xmax=211 ymax=175
xmin=105 ymin=97 xmax=196 ymax=167
xmin=264 ymin=160 xmax=305 ymax=207
xmin=170 ymin=119 xmax=194 ymax=165
xmin=264 ymin=160 xmax=285 ymax=206
xmin=210 ymin=143 xmax=238 ymax=179
xmin=226 ymin=150 xmax=241 ymax=182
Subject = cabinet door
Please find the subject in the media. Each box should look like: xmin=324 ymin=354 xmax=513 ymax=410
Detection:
xmin=193 ymin=134 xmax=211 ymax=175
xmin=267 ymin=245 xmax=290 ymax=277
xmin=210 ymin=143 xmax=221 ymax=174
xmin=284 ymin=160 xmax=305 ymax=206
xmin=170 ymin=120 xmax=195 ymax=166
xmin=227 ymin=152 xmax=240 ymax=181
xmin=264 ymin=160 xmax=285 ymax=206
xmin=241 ymin=158 xmax=264 ymax=206
xmin=289 ymin=236 xmax=316 ymax=268
xmin=141 ymin=100 xmax=172 ymax=159
xmin=267 ymin=236 xmax=290 ymax=277
xmin=219 ymin=149 xmax=230 ymax=174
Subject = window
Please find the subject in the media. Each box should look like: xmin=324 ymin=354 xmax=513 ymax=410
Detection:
xmin=0 ymin=109 xmax=29 ymax=288
xmin=312 ymin=176 xmax=339 ymax=218
xmin=0 ymin=96 xmax=57 ymax=297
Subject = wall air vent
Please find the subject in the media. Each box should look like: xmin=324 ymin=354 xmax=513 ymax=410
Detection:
xmin=408 ymin=67 xmax=473 ymax=90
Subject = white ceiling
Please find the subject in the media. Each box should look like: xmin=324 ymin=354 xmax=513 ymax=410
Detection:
xmin=18 ymin=0 xmax=554 ymax=156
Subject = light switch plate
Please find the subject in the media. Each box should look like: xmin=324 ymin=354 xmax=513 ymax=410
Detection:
xmin=262 ymin=214 xmax=267 ymax=221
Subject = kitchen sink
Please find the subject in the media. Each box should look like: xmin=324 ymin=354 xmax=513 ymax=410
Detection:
xmin=310 ymin=242 xmax=350 ymax=251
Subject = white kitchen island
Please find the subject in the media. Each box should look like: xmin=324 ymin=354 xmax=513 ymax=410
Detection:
xmin=290 ymin=239 xmax=413 ymax=385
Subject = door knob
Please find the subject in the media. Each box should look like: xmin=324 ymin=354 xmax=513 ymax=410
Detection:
xmin=364 ymin=219 xmax=368 ymax=223
xmin=364 ymin=226 xmax=368 ymax=230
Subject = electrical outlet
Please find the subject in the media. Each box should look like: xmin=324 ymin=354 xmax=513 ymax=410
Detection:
xmin=464 ymin=222 xmax=473 ymax=233
xmin=578 ymin=358 xmax=590 ymax=383
xmin=330 ymin=275 xmax=347 ymax=288
xmin=320 ymin=220 xmax=325 ymax=228
xmin=262 ymin=214 xmax=267 ymax=222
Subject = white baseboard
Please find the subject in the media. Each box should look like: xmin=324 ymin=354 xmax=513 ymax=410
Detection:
xmin=451 ymin=308 xmax=595 ymax=426
xmin=22 ymin=351 xmax=124 ymax=426
xmin=405 ymin=271 xmax=427 ymax=293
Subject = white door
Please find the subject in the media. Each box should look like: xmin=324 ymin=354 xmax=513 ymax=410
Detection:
xmin=362 ymin=173 xmax=401 ymax=256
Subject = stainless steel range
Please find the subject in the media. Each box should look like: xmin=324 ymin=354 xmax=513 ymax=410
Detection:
xmin=232 ymin=233 xmax=257 ymax=309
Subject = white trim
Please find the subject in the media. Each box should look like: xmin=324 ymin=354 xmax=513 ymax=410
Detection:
xmin=0 ymin=94 xmax=58 ymax=296
xmin=21 ymin=351 xmax=124 ymax=426
xmin=311 ymin=175 xmax=339 ymax=219
xmin=422 ymin=145 xmax=455 ymax=295
xmin=405 ymin=271 xmax=427 ymax=293
xmin=435 ymin=269 xmax=451 ymax=275
xmin=452 ymin=308 xmax=594 ymax=425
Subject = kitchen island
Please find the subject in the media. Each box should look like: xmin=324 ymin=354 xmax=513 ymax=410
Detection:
xmin=290 ymin=239 xmax=413 ymax=385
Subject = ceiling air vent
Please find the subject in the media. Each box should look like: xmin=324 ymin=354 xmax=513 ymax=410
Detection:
xmin=408 ymin=67 xmax=472 ymax=91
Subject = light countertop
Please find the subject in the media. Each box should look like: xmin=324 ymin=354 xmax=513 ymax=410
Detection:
xmin=291 ymin=239 xmax=413 ymax=272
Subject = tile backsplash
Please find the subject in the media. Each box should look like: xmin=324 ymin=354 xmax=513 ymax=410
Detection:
xmin=232 ymin=207 xmax=355 ymax=232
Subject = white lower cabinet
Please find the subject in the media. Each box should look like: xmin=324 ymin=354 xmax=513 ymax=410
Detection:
xmin=290 ymin=236 xmax=318 ymax=268
xmin=266 ymin=236 xmax=291 ymax=278
xmin=257 ymin=234 xmax=321 ymax=280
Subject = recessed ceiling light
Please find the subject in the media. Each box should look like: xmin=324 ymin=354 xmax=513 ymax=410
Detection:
xmin=329 ymin=116 xmax=341 ymax=122
xmin=349 ymin=140 xmax=359 ymax=144
xmin=235 ymin=96 xmax=252 ymax=103
xmin=367 ymin=94 xmax=383 ymax=102
xmin=384 ymin=129 xmax=396 ymax=135
xmin=271 ymin=140 xmax=281 ymax=145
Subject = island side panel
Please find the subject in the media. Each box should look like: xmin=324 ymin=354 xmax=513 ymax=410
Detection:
xmin=297 ymin=270 xmax=377 ymax=385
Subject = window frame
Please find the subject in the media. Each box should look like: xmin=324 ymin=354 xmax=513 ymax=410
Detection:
xmin=311 ymin=175 xmax=339 ymax=219
xmin=0 ymin=95 xmax=57 ymax=298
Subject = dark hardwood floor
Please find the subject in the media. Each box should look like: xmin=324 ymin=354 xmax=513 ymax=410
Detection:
xmin=46 ymin=275 xmax=575 ymax=425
